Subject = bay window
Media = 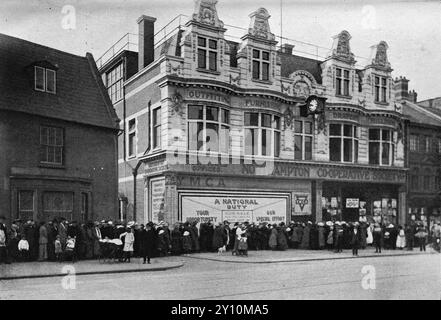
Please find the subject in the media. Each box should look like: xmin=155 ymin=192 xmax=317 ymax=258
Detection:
xmin=329 ymin=123 xmax=358 ymax=163
xmin=245 ymin=112 xmax=280 ymax=157
xmin=188 ymin=105 xmax=230 ymax=153
xmin=369 ymin=129 xmax=395 ymax=165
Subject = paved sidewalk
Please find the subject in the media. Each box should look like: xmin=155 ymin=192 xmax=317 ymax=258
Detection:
xmin=184 ymin=247 xmax=438 ymax=264
xmin=0 ymin=258 xmax=184 ymax=280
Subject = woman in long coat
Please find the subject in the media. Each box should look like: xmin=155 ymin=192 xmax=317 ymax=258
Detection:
xmin=300 ymin=222 xmax=311 ymax=249
xmin=38 ymin=222 xmax=48 ymax=261
xmin=189 ymin=222 xmax=200 ymax=253
xmin=139 ymin=224 xmax=155 ymax=264
xmin=268 ymin=225 xmax=278 ymax=250
xmin=318 ymin=223 xmax=326 ymax=249
xmin=277 ymin=225 xmax=288 ymax=250
xmin=212 ymin=223 xmax=227 ymax=251
xmin=171 ymin=224 xmax=183 ymax=255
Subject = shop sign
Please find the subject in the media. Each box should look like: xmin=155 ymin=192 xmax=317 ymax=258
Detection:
xmin=145 ymin=160 xmax=168 ymax=175
xmin=181 ymin=194 xmax=287 ymax=224
xmin=242 ymin=98 xmax=281 ymax=110
xmin=293 ymin=192 xmax=311 ymax=215
xmin=150 ymin=178 xmax=166 ymax=223
xmin=329 ymin=111 xmax=360 ymax=122
xmin=346 ymin=198 xmax=359 ymax=208
xmin=186 ymin=89 xmax=230 ymax=105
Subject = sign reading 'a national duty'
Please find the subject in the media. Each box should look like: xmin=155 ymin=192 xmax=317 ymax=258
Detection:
xmin=180 ymin=193 xmax=288 ymax=224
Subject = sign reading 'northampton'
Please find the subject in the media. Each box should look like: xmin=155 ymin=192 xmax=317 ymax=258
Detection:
xmin=169 ymin=162 xmax=407 ymax=184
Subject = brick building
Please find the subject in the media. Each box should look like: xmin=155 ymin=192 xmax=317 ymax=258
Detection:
xmin=0 ymin=33 xmax=120 ymax=224
xmin=400 ymin=88 xmax=441 ymax=226
xmin=99 ymin=0 xmax=409 ymax=226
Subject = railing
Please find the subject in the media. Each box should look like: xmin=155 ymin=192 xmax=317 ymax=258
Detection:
xmin=96 ymin=33 xmax=138 ymax=69
xmin=96 ymin=13 xmax=370 ymax=71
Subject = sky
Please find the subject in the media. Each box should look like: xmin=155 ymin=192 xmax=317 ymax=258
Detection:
xmin=1 ymin=0 xmax=441 ymax=100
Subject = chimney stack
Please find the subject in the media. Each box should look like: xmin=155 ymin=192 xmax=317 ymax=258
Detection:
xmin=137 ymin=15 xmax=157 ymax=71
xmin=408 ymin=90 xmax=418 ymax=103
xmin=393 ymin=76 xmax=409 ymax=101
xmin=281 ymin=43 xmax=294 ymax=55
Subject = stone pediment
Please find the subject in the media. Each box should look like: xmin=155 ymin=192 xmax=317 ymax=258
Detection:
xmin=191 ymin=0 xmax=224 ymax=29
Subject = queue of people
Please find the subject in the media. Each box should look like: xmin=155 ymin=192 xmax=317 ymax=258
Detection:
xmin=0 ymin=214 xmax=439 ymax=265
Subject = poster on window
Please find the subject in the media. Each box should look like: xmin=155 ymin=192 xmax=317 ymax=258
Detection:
xmin=293 ymin=192 xmax=311 ymax=215
xmin=346 ymin=198 xmax=359 ymax=208
xmin=150 ymin=178 xmax=166 ymax=223
xmin=181 ymin=193 xmax=288 ymax=224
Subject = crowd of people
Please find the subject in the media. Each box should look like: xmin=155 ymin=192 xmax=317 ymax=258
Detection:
xmin=0 ymin=214 xmax=440 ymax=265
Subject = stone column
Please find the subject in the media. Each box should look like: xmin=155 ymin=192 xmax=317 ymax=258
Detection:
xmin=314 ymin=180 xmax=323 ymax=223
xmin=165 ymin=174 xmax=179 ymax=225
xmin=398 ymin=185 xmax=407 ymax=226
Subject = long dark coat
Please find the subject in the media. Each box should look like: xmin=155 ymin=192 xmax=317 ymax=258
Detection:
xmin=300 ymin=225 xmax=311 ymax=249
xmin=189 ymin=225 xmax=200 ymax=252
xmin=171 ymin=228 xmax=182 ymax=255
xmin=318 ymin=226 xmax=326 ymax=249
xmin=139 ymin=229 xmax=155 ymax=257
xmin=212 ymin=225 xmax=227 ymax=250
xmin=269 ymin=228 xmax=278 ymax=250
xmin=277 ymin=228 xmax=288 ymax=250
xmin=309 ymin=225 xmax=319 ymax=250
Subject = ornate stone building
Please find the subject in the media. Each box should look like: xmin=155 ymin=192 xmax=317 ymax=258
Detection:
xmin=99 ymin=0 xmax=408 ymax=225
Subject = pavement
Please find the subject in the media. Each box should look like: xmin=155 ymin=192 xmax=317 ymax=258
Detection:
xmin=0 ymin=258 xmax=184 ymax=280
xmin=0 ymin=246 xmax=435 ymax=280
xmin=185 ymin=247 xmax=437 ymax=264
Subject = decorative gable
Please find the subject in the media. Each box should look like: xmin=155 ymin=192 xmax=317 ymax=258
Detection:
xmin=191 ymin=0 xmax=224 ymax=29
xmin=329 ymin=30 xmax=355 ymax=64
xmin=369 ymin=41 xmax=392 ymax=72
xmin=243 ymin=8 xmax=277 ymax=45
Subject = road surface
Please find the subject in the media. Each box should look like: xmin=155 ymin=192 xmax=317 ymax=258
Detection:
xmin=1 ymin=254 xmax=440 ymax=300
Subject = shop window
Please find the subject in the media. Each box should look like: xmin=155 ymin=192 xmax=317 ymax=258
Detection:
xmin=336 ymin=68 xmax=350 ymax=96
xmin=252 ymin=49 xmax=270 ymax=81
xmin=153 ymin=107 xmax=161 ymax=149
xmin=329 ymin=123 xmax=358 ymax=163
xmin=43 ymin=191 xmax=74 ymax=221
xmin=409 ymin=134 xmax=418 ymax=152
xmin=18 ymin=190 xmax=34 ymax=221
xmin=294 ymin=120 xmax=313 ymax=160
xmin=127 ymin=118 xmax=136 ymax=158
xmin=374 ymin=76 xmax=387 ymax=103
xmin=424 ymin=136 xmax=432 ymax=153
xmin=245 ymin=112 xmax=280 ymax=157
xmin=106 ymin=63 xmax=123 ymax=103
xmin=369 ymin=129 xmax=395 ymax=166
xmin=188 ymin=105 xmax=230 ymax=154
xmin=197 ymin=37 xmax=217 ymax=72
xmin=40 ymin=126 xmax=64 ymax=165
xmin=35 ymin=66 xmax=56 ymax=94
xmin=437 ymin=138 xmax=441 ymax=154
xmin=410 ymin=168 xmax=420 ymax=191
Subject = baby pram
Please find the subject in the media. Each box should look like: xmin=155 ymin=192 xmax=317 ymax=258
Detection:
xmin=98 ymin=238 xmax=123 ymax=263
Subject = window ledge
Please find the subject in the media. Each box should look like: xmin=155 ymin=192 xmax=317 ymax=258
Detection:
xmin=374 ymin=101 xmax=389 ymax=106
xmin=196 ymin=68 xmax=221 ymax=76
xmin=39 ymin=163 xmax=65 ymax=170
xmin=335 ymin=94 xmax=352 ymax=99
xmin=251 ymin=79 xmax=272 ymax=85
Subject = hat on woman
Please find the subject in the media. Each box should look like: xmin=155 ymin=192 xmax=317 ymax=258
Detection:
xmin=158 ymin=230 xmax=165 ymax=235
xmin=183 ymin=231 xmax=190 ymax=236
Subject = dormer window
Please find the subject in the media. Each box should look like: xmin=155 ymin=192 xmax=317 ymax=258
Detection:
xmin=336 ymin=67 xmax=350 ymax=96
xmin=35 ymin=66 xmax=56 ymax=94
xmin=252 ymin=49 xmax=270 ymax=81
xmin=197 ymin=36 xmax=217 ymax=72
xmin=374 ymin=76 xmax=387 ymax=103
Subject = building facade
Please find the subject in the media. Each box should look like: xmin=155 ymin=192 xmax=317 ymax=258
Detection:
xmin=401 ymin=91 xmax=441 ymax=226
xmin=100 ymin=0 xmax=409 ymax=226
xmin=0 ymin=33 xmax=120 ymax=223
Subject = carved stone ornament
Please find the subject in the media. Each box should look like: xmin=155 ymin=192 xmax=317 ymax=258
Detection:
xmin=289 ymin=70 xmax=317 ymax=99
xmin=283 ymin=106 xmax=295 ymax=130
xmin=192 ymin=0 xmax=224 ymax=28
xmin=170 ymin=92 xmax=184 ymax=117
xmin=330 ymin=30 xmax=355 ymax=64
xmin=247 ymin=8 xmax=275 ymax=42
xmin=316 ymin=112 xmax=326 ymax=134
xmin=371 ymin=41 xmax=391 ymax=70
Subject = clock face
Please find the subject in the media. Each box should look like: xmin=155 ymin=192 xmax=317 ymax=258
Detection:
xmin=308 ymin=99 xmax=318 ymax=112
